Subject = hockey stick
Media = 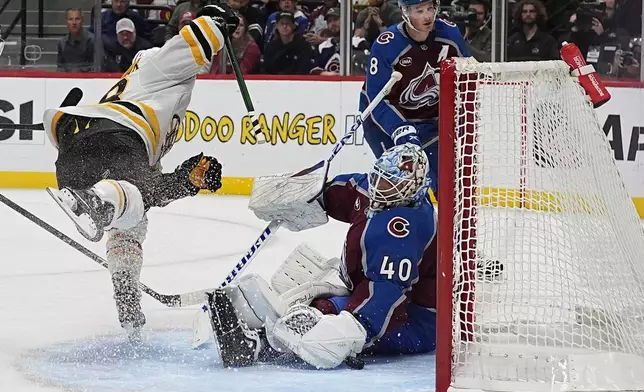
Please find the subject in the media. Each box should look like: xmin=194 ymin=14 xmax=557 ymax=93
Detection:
xmin=222 ymin=33 xmax=263 ymax=144
xmin=0 ymin=87 xmax=84 ymax=131
xmin=0 ymin=193 xmax=184 ymax=306
xmin=0 ymin=191 xmax=280 ymax=308
xmin=167 ymin=71 xmax=403 ymax=305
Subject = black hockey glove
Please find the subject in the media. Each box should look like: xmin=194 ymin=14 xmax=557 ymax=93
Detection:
xmin=197 ymin=4 xmax=240 ymax=37
xmin=175 ymin=153 xmax=222 ymax=196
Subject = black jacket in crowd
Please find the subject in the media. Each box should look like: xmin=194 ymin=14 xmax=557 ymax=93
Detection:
xmin=507 ymin=29 xmax=560 ymax=61
xmin=102 ymin=37 xmax=153 ymax=73
xmin=262 ymin=34 xmax=314 ymax=75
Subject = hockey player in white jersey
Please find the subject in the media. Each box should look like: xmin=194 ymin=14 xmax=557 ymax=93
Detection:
xmin=44 ymin=4 xmax=240 ymax=337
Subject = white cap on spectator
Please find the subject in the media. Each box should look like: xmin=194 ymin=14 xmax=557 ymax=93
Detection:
xmin=116 ymin=18 xmax=135 ymax=34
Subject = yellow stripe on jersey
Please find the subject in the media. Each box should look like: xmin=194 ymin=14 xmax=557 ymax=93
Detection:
xmin=103 ymin=103 xmax=159 ymax=155
xmin=180 ymin=26 xmax=206 ymax=66
xmin=195 ymin=17 xmax=222 ymax=54
xmin=106 ymin=180 xmax=124 ymax=212
xmin=135 ymin=101 xmax=161 ymax=143
xmin=50 ymin=110 xmax=65 ymax=146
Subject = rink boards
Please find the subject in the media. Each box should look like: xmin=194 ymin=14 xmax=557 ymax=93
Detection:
xmin=0 ymin=74 xmax=643 ymax=215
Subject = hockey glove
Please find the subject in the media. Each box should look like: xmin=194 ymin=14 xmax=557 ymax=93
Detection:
xmin=175 ymin=153 xmax=222 ymax=196
xmin=197 ymin=4 xmax=240 ymax=37
xmin=391 ymin=125 xmax=421 ymax=147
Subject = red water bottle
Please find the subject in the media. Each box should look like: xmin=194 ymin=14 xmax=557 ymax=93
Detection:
xmin=560 ymin=41 xmax=611 ymax=108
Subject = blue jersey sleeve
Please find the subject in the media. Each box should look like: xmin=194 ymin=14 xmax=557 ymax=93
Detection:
xmin=436 ymin=19 xmax=472 ymax=57
xmin=348 ymin=208 xmax=435 ymax=344
xmin=364 ymin=32 xmax=409 ymax=139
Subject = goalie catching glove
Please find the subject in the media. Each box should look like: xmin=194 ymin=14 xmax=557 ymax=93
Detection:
xmin=175 ymin=153 xmax=222 ymax=196
xmin=197 ymin=4 xmax=240 ymax=37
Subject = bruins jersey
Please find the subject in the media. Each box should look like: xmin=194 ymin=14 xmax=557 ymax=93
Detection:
xmin=43 ymin=16 xmax=224 ymax=166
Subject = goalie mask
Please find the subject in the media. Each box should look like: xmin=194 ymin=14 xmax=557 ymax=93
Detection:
xmin=398 ymin=0 xmax=439 ymax=33
xmin=368 ymin=141 xmax=429 ymax=211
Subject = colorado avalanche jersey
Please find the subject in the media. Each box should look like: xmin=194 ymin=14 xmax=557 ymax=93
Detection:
xmin=43 ymin=16 xmax=224 ymax=167
xmin=321 ymin=173 xmax=437 ymax=345
xmin=360 ymin=19 xmax=470 ymax=135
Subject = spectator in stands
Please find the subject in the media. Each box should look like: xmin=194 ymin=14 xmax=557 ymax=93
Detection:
xmin=211 ymin=15 xmax=261 ymax=74
xmin=617 ymin=37 xmax=641 ymax=78
xmin=165 ymin=0 xmax=208 ymax=42
xmin=103 ymin=18 xmax=153 ymax=72
xmin=560 ymin=0 xmax=630 ymax=75
xmin=464 ymin=0 xmax=492 ymax=62
xmin=507 ymin=0 xmax=559 ymax=61
xmin=57 ymin=8 xmax=96 ymax=72
xmin=353 ymin=0 xmax=402 ymax=49
xmin=305 ymin=6 xmax=340 ymax=47
xmin=263 ymin=11 xmax=314 ymax=74
xmin=308 ymin=0 xmax=339 ymax=36
xmin=310 ymin=8 xmax=341 ymax=75
xmin=227 ymin=0 xmax=265 ymax=52
xmin=264 ymin=0 xmax=308 ymax=45
xmin=92 ymin=0 xmax=152 ymax=51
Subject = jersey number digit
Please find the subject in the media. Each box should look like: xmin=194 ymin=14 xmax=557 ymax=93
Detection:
xmin=99 ymin=78 xmax=128 ymax=103
xmin=380 ymin=256 xmax=412 ymax=282
xmin=369 ymin=58 xmax=378 ymax=75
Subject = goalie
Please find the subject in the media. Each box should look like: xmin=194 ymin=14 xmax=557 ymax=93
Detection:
xmin=202 ymin=143 xmax=437 ymax=369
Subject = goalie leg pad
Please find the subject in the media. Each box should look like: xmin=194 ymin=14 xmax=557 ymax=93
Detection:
xmin=206 ymin=289 xmax=263 ymax=367
xmin=271 ymin=242 xmax=346 ymax=295
xmin=222 ymin=273 xmax=286 ymax=329
xmin=268 ymin=305 xmax=367 ymax=369
xmin=248 ymin=165 xmax=328 ymax=232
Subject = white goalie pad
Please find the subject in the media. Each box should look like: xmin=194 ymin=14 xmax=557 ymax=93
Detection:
xmin=272 ymin=243 xmax=349 ymax=309
xmin=222 ymin=273 xmax=286 ymax=329
xmin=248 ymin=165 xmax=328 ymax=232
xmin=267 ymin=305 xmax=367 ymax=369
xmin=271 ymin=243 xmax=344 ymax=295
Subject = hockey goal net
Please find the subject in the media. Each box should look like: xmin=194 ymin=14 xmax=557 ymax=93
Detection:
xmin=436 ymin=58 xmax=644 ymax=392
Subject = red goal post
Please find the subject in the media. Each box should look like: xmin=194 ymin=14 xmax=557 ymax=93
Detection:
xmin=436 ymin=57 xmax=644 ymax=392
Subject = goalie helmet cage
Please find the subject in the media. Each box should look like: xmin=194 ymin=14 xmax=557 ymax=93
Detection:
xmin=436 ymin=58 xmax=644 ymax=392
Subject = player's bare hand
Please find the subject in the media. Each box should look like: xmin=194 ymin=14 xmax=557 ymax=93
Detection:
xmin=176 ymin=153 xmax=223 ymax=195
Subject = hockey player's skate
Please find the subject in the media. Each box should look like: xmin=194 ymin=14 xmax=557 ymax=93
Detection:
xmin=112 ymin=270 xmax=146 ymax=343
xmin=205 ymin=289 xmax=263 ymax=367
xmin=47 ymin=187 xmax=114 ymax=242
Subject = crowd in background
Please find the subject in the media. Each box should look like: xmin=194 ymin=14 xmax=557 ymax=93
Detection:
xmin=55 ymin=0 xmax=642 ymax=79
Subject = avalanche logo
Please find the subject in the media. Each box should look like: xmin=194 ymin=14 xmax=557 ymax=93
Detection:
xmin=387 ymin=217 xmax=410 ymax=238
xmin=377 ymin=31 xmax=395 ymax=45
xmin=399 ymin=62 xmax=440 ymax=110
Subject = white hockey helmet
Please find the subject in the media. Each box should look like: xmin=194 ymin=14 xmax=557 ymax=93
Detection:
xmin=368 ymin=142 xmax=429 ymax=211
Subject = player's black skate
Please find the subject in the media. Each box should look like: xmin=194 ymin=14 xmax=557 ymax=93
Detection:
xmin=206 ymin=289 xmax=263 ymax=367
xmin=112 ymin=270 xmax=146 ymax=343
xmin=46 ymin=187 xmax=114 ymax=242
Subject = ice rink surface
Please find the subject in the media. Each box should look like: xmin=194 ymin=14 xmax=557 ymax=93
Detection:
xmin=0 ymin=190 xmax=436 ymax=392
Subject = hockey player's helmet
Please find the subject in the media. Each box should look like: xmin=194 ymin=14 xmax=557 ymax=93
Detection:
xmin=398 ymin=0 xmax=439 ymax=29
xmin=368 ymin=141 xmax=429 ymax=211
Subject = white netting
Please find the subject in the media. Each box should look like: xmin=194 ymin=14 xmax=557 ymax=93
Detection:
xmin=446 ymin=59 xmax=644 ymax=392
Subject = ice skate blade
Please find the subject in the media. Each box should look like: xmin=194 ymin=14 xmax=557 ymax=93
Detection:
xmin=46 ymin=187 xmax=104 ymax=242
